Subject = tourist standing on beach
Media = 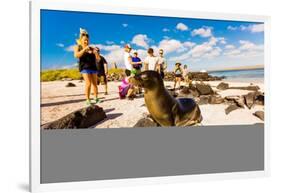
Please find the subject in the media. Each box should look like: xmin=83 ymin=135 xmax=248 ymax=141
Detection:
xmin=182 ymin=64 xmax=190 ymax=85
xmin=73 ymin=28 xmax=100 ymax=106
xmin=157 ymin=49 xmax=167 ymax=79
xmin=173 ymin=62 xmax=183 ymax=90
xmin=95 ymin=47 xmax=109 ymax=95
xmin=144 ymin=48 xmax=159 ymax=71
xmin=131 ymin=50 xmax=143 ymax=75
xmin=123 ymin=44 xmax=133 ymax=75
xmin=131 ymin=50 xmax=143 ymax=94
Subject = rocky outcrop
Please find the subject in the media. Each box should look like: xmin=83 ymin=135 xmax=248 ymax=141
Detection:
xmin=225 ymin=95 xmax=245 ymax=108
xmin=253 ymin=111 xmax=264 ymax=121
xmin=41 ymin=105 xmax=106 ymax=129
xmin=65 ymin=82 xmax=76 ymax=87
xmin=163 ymin=72 xmax=223 ymax=82
xmin=208 ymin=95 xmax=224 ymax=104
xmin=243 ymin=91 xmax=264 ymax=109
xmin=216 ymin=82 xmax=229 ymax=90
xmin=195 ymin=83 xmax=214 ymax=95
xmin=134 ymin=117 xmax=159 ymax=127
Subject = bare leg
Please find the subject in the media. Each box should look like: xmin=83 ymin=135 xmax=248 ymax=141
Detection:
xmin=178 ymin=78 xmax=181 ymax=88
xmin=104 ymin=80 xmax=108 ymax=95
xmin=90 ymin=74 xmax=98 ymax=99
xmin=82 ymin=74 xmax=91 ymax=100
xmin=174 ymin=78 xmax=177 ymax=90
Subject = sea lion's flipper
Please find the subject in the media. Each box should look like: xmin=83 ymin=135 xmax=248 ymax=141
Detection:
xmin=175 ymin=98 xmax=202 ymax=126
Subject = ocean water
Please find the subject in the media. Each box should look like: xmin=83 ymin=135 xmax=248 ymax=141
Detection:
xmin=209 ymin=68 xmax=264 ymax=83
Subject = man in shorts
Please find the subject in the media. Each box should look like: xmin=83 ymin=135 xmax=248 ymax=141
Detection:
xmin=95 ymin=47 xmax=109 ymax=95
xmin=157 ymin=49 xmax=167 ymax=79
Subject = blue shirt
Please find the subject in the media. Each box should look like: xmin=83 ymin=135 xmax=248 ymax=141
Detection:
xmin=132 ymin=57 xmax=142 ymax=70
xmin=132 ymin=57 xmax=141 ymax=63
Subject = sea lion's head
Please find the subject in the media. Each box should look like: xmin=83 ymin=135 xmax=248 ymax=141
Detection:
xmin=133 ymin=70 xmax=164 ymax=90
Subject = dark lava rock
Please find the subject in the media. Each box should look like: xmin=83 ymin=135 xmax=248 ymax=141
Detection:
xmin=198 ymin=95 xmax=210 ymax=105
xmin=225 ymin=104 xmax=240 ymax=115
xmin=195 ymin=83 xmax=214 ymax=95
xmin=216 ymin=82 xmax=229 ymax=90
xmin=65 ymin=82 xmax=76 ymax=87
xmin=253 ymin=111 xmax=264 ymax=121
xmin=41 ymin=105 xmax=106 ymax=129
xmin=163 ymin=72 xmax=223 ymax=82
xmin=255 ymin=92 xmax=264 ymax=105
xmin=224 ymin=95 xmax=245 ymax=108
xmin=244 ymin=92 xmax=257 ymax=109
xmin=209 ymin=95 xmax=224 ymax=104
xmin=134 ymin=117 xmax=159 ymax=127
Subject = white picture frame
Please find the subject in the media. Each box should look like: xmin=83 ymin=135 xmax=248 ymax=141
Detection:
xmin=30 ymin=0 xmax=270 ymax=192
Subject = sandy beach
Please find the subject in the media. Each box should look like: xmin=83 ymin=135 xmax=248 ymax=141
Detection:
xmin=41 ymin=79 xmax=264 ymax=128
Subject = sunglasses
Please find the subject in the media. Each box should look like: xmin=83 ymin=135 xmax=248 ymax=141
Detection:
xmin=81 ymin=33 xmax=89 ymax=37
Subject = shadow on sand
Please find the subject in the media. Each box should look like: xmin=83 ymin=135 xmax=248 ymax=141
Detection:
xmin=41 ymin=97 xmax=107 ymax=107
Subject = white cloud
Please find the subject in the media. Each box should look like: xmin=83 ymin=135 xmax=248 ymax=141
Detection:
xmin=227 ymin=26 xmax=238 ymax=31
xmin=56 ymin=43 xmax=64 ymax=48
xmin=122 ymin=23 xmax=128 ymax=27
xmin=106 ymin=41 xmax=114 ymax=45
xmin=223 ymin=40 xmax=264 ymax=58
xmin=225 ymin=44 xmax=235 ymax=49
xmin=99 ymin=44 xmax=124 ymax=66
xmin=158 ymin=39 xmax=184 ymax=54
xmin=170 ymin=36 xmax=224 ymax=61
xmin=228 ymin=24 xmax=264 ymax=33
xmin=183 ymin=41 xmax=196 ymax=48
xmin=162 ymin=28 xmax=170 ymax=32
xmin=131 ymin=34 xmax=150 ymax=49
xmin=191 ymin=27 xmax=212 ymax=38
xmin=250 ymin=24 xmax=264 ymax=33
xmin=176 ymin=23 xmax=188 ymax=31
xmin=239 ymin=40 xmax=263 ymax=51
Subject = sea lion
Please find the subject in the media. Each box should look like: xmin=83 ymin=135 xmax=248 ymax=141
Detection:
xmin=133 ymin=71 xmax=202 ymax=126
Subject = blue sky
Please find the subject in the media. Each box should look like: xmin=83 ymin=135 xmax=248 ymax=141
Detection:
xmin=41 ymin=10 xmax=264 ymax=71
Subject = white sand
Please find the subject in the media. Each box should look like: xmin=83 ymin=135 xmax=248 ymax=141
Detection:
xmin=41 ymin=80 xmax=264 ymax=128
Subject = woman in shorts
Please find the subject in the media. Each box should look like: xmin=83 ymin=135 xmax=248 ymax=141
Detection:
xmin=73 ymin=28 xmax=100 ymax=106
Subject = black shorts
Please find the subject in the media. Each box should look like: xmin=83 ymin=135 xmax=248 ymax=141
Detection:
xmin=175 ymin=74 xmax=182 ymax=78
xmin=97 ymin=74 xmax=107 ymax=84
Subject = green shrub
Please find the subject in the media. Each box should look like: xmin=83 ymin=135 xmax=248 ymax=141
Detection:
xmin=41 ymin=68 xmax=82 ymax=82
xmin=108 ymin=68 xmax=124 ymax=75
